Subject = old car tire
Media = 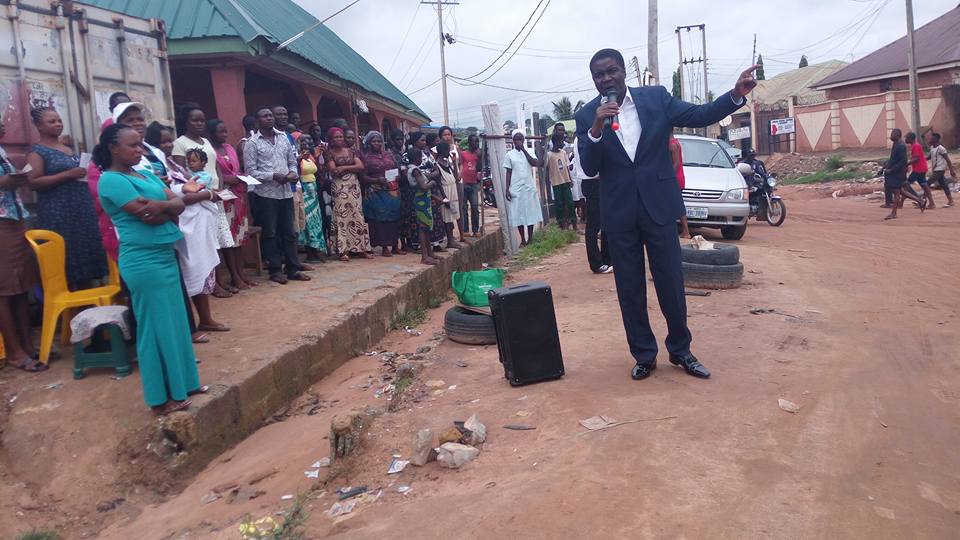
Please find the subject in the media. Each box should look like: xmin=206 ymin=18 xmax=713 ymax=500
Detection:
xmin=682 ymin=261 xmax=744 ymax=290
xmin=680 ymin=243 xmax=740 ymax=266
xmin=444 ymin=306 xmax=497 ymax=345
xmin=720 ymin=224 xmax=747 ymax=240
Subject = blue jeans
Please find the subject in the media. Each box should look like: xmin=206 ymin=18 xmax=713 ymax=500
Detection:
xmin=461 ymin=183 xmax=480 ymax=233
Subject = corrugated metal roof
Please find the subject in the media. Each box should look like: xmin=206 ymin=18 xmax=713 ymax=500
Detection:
xmin=747 ymin=60 xmax=848 ymax=107
xmin=814 ymin=6 xmax=960 ymax=88
xmin=77 ymin=0 xmax=428 ymax=119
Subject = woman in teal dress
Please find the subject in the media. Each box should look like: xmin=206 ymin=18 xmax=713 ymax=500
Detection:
xmin=95 ymin=124 xmax=207 ymax=415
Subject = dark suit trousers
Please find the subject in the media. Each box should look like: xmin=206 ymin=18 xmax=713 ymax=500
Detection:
xmin=581 ymin=178 xmax=611 ymax=272
xmin=607 ymin=194 xmax=691 ymax=366
xmin=258 ymin=196 xmax=302 ymax=278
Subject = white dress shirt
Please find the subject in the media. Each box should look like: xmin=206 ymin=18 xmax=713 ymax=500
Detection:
xmin=588 ymin=91 xmax=641 ymax=161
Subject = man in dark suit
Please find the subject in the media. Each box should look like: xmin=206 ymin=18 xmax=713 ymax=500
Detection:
xmin=575 ymin=48 xmax=757 ymax=380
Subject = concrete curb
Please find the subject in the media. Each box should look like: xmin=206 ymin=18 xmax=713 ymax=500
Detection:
xmin=146 ymin=231 xmax=504 ymax=480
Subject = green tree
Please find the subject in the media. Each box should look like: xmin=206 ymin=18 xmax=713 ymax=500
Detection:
xmin=551 ymin=97 xmax=574 ymax=121
xmin=503 ymin=120 xmax=517 ymax=134
xmin=671 ymin=67 xmax=682 ymax=98
xmin=756 ymin=54 xmax=766 ymax=80
xmin=707 ymin=90 xmax=715 ymax=102
xmin=799 ymin=55 xmax=809 ymax=68
xmin=573 ymin=99 xmax=586 ymax=114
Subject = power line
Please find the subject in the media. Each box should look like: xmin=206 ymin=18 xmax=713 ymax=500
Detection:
xmin=397 ymin=18 xmax=438 ymax=88
xmin=408 ymin=77 xmax=442 ymax=95
xmin=455 ymin=0 xmax=545 ymax=80
xmin=386 ymin=1 xmax=423 ymax=76
xmin=454 ymin=0 xmax=552 ymax=85
xmin=447 ymin=75 xmax=591 ymax=94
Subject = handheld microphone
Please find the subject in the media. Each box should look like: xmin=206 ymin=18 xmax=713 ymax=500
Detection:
xmin=603 ymin=90 xmax=620 ymax=131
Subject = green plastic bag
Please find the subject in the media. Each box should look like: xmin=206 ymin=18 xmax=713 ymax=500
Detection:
xmin=451 ymin=269 xmax=505 ymax=307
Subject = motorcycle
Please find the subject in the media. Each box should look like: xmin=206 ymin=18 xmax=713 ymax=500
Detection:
xmin=739 ymin=163 xmax=786 ymax=226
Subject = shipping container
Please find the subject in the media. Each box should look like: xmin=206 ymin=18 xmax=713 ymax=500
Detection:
xmin=0 ymin=0 xmax=174 ymax=164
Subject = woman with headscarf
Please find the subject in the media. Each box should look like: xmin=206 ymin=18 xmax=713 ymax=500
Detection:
xmin=26 ymin=107 xmax=108 ymax=289
xmin=414 ymin=132 xmax=448 ymax=249
xmin=360 ymin=131 xmax=402 ymax=256
xmin=324 ymin=127 xmax=372 ymax=261
xmin=504 ymin=129 xmax=544 ymax=246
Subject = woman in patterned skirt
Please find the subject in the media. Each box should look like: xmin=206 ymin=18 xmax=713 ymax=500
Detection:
xmin=26 ymin=107 xmax=108 ymax=289
xmin=208 ymin=119 xmax=256 ymax=290
xmin=324 ymin=127 xmax=372 ymax=262
xmin=297 ymin=134 xmax=328 ymax=261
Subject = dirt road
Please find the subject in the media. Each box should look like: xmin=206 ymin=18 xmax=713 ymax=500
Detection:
xmin=69 ymin=188 xmax=960 ymax=538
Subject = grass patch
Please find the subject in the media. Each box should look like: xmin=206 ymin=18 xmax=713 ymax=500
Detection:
xmin=239 ymin=494 xmax=309 ymax=539
xmin=15 ymin=532 xmax=60 ymax=540
xmin=515 ymin=225 xmax=579 ymax=266
xmin=427 ymin=292 xmax=451 ymax=309
xmin=825 ymin=153 xmax=845 ymax=171
xmin=390 ymin=306 xmax=427 ymax=330
xmin=782 ymin=169 xmax=866 ymax=185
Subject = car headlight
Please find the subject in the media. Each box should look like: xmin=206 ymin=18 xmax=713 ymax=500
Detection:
xmin=726 ymin=188 xmax=747 ymax=200
xmin=767 ymin=177 xmax=777 ymax=187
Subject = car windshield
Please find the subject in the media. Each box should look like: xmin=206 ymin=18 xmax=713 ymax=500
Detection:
xmin=679 ymin=138 xmax=735 ymax=168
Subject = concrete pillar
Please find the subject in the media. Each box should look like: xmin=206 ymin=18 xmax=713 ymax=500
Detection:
xmin=749 ymin=102 xmax=758 ymax=152
xmin=884 ymin=92 xmax=897 ymax=148
xmin=302 ymin=87 xmax=324 ymax=124
xmin=830 ymin=101 xmax=841 ymax=150
xmin=210 ymin=66 xmax=246 ymax=145
xmin=788 ymin=96 xmax=797 ymax=154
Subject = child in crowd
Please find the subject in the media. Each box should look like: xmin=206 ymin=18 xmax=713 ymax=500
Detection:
xmin=185 ymin=148 xmax=212 ymax=187
xmin=546 ymin=132 xmax=577 ymax=230
xmin=406 ymin=147 xmax=441 ymax=266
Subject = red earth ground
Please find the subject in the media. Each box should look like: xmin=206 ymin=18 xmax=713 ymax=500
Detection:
xmin=6 ymin=185 xmax=960 ymax=539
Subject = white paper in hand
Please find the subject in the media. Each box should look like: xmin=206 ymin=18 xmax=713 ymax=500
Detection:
xmin=79 ymin=152 xmax=92 ymax=169
xmin=385 ymin=168 xmax=399 ymax=182
xmin=217 ymin=189 xmax=237 ymax=201
xmin=237 ymin=174 xmax=261 ymax=185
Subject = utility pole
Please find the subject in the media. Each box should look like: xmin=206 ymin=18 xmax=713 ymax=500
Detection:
xmin=751 ymin=33 xmax=757 ymax=65
xmin=631 ymin=56 xmax=643 ymax=84
xmin=905 ymin=0 xmax=921 ymax=135
xmin=676 ymin=28 xmax=684 ymax=101
xmin=701 ymin=24 xmax=708 ymax=102
xmin=647 ymin=0 xmax=659 ymax=85
xmin=421 ymin=0 xmax=459 ymax=125
xmin=677 ymin=24 xmax=707 ymax=103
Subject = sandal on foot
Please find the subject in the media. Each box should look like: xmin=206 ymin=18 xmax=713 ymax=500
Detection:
xmin=197 ymin=323 xmax=231 ymax=332
xmin=270 ymin=273 xmax=288 ymax=284
xmin=288 ymin=272 xmax=311 ymax=281
xmin=153 ymin=400 xmax=191 ymax=416
xmin=212 ymin=287 xmax=233 ymax=299
xmin=192 ymin=333 xmax=210 ymax=344
xmin=884 ymin=214 xmax=897 ymax=220
xmin=12 ymin=358 xmax=49 ymax=372
xmin=188 ymin=385 xmax=210 ymax=396
xmin=339 ymin=254 xmax=350 ymax=262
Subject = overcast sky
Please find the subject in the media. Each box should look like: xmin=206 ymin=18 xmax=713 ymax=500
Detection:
xmin=302 ymin=0 xmax=955 ymax=128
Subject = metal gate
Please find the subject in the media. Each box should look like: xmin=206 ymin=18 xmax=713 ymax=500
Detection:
xmin=755 ymin=105 xmax=790 ymax=155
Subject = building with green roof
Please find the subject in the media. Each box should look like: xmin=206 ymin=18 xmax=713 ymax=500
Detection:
xmin=79 ymin=0 xmax=429 ymax=139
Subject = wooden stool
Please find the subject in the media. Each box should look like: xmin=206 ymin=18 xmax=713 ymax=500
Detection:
xmin=241 ymin=225 xmax=263 ymax=276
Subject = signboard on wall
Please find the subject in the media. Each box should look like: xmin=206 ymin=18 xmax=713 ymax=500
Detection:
xmin=770 ymin=117 xmax=796 ymax=135
xmin=728 ymin=126 xmax=751 ymax=141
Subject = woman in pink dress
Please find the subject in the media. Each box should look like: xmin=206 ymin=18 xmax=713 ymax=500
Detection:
xmin=207 ymin=119 xmax=255 ymax=290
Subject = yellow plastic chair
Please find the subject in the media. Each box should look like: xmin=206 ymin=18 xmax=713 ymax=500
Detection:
xmin=24 ymin=230 xmax=121 ymax=363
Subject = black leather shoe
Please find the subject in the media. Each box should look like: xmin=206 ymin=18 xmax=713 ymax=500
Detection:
xmin=669 ymin=353 xmax=710 ymax=378
xmin=631 ymin=361 xmax=657 ymax=380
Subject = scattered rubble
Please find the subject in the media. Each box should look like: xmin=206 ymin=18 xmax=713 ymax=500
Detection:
xmin=778 ymin=399 xmax=801 ymax=413
xmin=410 ymin=429 xmax=436 ymax=466
xmin=436 ymin=443 xmax=480 ymax=469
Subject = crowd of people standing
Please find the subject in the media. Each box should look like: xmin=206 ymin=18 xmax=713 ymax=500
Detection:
xmin=0 ymin=95 xmax=491 ymax=414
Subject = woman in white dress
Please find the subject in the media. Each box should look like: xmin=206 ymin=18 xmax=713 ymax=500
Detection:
xmin=503 ymin=129 xmax=543 ymax=246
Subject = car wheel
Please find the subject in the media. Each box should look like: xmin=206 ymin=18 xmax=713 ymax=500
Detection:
xmin=682 ymin=261 xmax=744 ymax=290
xmin=680 ymin=243 xmax=740 ymax=266
xmin=443 ymin=306 xmax=497 ymax=345
xmin=721 ymin=224 xmax=747 ymax=240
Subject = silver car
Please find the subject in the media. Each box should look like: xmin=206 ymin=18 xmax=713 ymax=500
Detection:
xmin=677 ymin=135 xmax=749 ymax=240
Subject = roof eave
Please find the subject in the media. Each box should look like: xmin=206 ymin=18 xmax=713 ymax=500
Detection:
xmin=812 ymin=60 xmax=960 ymax=90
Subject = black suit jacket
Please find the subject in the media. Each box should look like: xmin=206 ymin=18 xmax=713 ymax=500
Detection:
xmin=575 ymin=86 xmax=744 ymax=229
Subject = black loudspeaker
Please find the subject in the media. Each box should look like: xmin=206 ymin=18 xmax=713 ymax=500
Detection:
xmin=488 ymin=281 xmax=564 ymax=386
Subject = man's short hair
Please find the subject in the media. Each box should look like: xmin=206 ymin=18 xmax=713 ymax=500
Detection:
xmin=554 ymin=122 xmax=564 ymax=128
xmin=589 ymin=48 xmax=625 ymax=71
xmin=891 ymin=128 xmax=902 ymax=137
xmin=255 ymin=105 xmax=272 ymax=115
xmin=931 ymin=132 xmax=941 ymax=143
